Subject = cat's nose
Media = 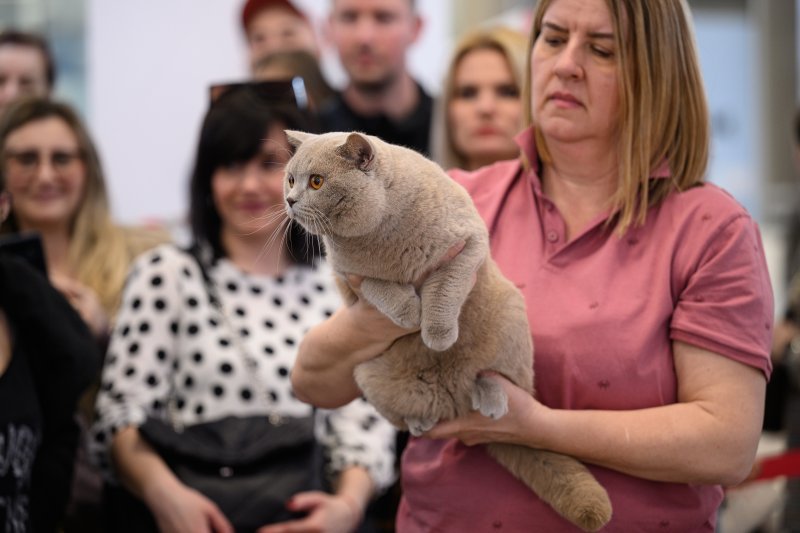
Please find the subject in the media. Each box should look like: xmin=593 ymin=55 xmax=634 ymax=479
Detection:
xmin=286 ymin=198 xmax=296 ymax=207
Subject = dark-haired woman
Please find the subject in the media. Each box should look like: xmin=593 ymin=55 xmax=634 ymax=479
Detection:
xmin=91 ymin=87 xmax=395 ymax=533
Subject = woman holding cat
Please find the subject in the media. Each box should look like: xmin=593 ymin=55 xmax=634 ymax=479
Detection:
xmin=91 ymin=84 xmax=395 ymax=532
xmin=291 ymin=0 xmax=773 ymax=531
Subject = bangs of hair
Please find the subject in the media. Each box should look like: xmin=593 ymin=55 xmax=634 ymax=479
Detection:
xmin=199 ymin=102 xmax=272 ymax=169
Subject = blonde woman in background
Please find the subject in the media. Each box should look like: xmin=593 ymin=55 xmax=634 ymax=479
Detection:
xmin=0 ymin=97 xmax=168 ymax=532
xmin=431 ymin=26 xmax=529 ymax=171
xmin=0 ymin=98 xmax=167 ymax=340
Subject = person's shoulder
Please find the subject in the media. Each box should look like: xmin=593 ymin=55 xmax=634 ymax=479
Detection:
xmin=664 ymin=182 xmax=752 ymax=225
xmin=120 ymin=224 xmax=172 ymax=259
xmin=447 ymin=159 xmax=523 ymax=196
xmin=128 ymin=242 xmax=190 ymax=277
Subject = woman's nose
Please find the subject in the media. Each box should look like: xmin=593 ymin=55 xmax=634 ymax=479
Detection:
xmin=554 ymin=42 xmax=584 ymax=79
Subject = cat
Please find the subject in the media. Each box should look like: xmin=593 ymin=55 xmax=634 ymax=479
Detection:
xmin=283 ymin=130 xmax=612 ymax=532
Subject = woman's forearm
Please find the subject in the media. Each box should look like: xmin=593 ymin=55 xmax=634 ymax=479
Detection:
xmin=293 ymin=306 xmax=402 ymax=408
xmin=111 ymin=425 xmax=183 ymax=504
xmin=523 ymin=344 xmax=766 ymax=486
xmin=334 ymin=466 xmax=375 ymax=527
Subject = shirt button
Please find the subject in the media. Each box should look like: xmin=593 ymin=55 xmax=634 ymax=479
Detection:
xmin=546 ymin=230 xmax=559 ymax=243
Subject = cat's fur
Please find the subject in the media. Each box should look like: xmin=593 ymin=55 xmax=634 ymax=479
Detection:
xmin=284 ymin=130 xmax=612 ymax=531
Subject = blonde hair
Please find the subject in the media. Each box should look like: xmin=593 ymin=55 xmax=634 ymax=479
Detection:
xmin=525 ymin=0 xmax=710 ymax=233
xmin=0 ymin=98 xmax=166 ymax=315
xmin=431 ymin=26 xmax=529 ymax=170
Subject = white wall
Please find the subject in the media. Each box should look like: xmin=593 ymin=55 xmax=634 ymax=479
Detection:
xmin=87 ymin=0 xmax=451 ymax=227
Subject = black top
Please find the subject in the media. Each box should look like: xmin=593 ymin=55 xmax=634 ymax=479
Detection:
xmin=318 ymin=82 xmax=433 ymax=156
xmin=0 ymin=256 xmax=99 ymax=532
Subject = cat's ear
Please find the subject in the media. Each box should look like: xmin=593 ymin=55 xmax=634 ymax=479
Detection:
xmin=285 ymin=130 xmax=315 ymax=148
xmin=335 ymin=132 xmax=376 ymax=172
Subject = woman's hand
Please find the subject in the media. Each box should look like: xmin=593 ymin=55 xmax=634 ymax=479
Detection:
xmin=425 ymin=372 xmax=545 ymax=447
xmin=50 ymin=274 xmax=110 ymax=339
xmin=145 ymin=479 xmax=233 ymax=533
xmin=256 ymin=491 xmax=362 ymax=533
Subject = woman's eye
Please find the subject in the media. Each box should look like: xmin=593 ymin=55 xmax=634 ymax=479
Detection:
xmin=454 ymin=86 xmax=478 ymax=100
xmin=591 ymin=45 xmax=613 ymax=58
xmin=309 ymin=174 xmax=325 ymax=190
xmin=287 ymin=175 xmax=295 ymax=187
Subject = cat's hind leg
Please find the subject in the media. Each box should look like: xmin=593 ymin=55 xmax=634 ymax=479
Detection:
xmin=471 ymin=374 xmax=508 ymax=419
xmin=359 ymin=278 xmax=421 ymax=329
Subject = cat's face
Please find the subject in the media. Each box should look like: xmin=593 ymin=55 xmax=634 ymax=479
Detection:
xmin=284 ymin=131 xmax=387 ymax=238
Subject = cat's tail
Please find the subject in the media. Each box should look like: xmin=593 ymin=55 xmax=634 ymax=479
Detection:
xmin=486 ymin=442 xmax=612 ymax=532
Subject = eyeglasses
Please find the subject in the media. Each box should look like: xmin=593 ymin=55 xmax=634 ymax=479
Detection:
xmin=209 ymin=77 xmax=308 ymax=110
xmin=2 ymin=149 xmax=84 ymax=178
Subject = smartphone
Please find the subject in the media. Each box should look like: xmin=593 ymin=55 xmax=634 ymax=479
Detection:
xmin=0 ymin=233 xmax=47 ymax=275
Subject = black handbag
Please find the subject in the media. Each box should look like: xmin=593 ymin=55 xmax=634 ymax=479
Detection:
xmin=139 ymin=413 xmax=322 ymax=530
xmin=108 ymin=246 xmax=323 ymax=532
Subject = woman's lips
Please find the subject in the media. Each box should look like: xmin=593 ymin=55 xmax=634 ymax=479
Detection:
xmin=549 ymin=92 xmax=582 ymax=108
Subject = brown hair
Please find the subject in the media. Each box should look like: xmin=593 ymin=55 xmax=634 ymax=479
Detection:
xmin=525 ymin=0 xmax=710 ymax=233
xmin=0 ymin=29 xmax=56 ymax=89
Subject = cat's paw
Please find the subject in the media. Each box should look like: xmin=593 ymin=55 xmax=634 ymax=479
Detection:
xmin=405 ymin=416 xmax=437 ymax=437
xmin=385 ymin=295 xmax=421 ymax=329
xmin=471 ymin=376 xmax=508 ymax=419
xmin=421 ymin=323 xmax=459 ymax=352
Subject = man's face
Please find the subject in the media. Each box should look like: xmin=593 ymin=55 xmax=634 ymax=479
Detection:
xmin=329 ymin=0 xmax=421 ymax=92
xmin=0 ymin=45 xmax=49 ymax=114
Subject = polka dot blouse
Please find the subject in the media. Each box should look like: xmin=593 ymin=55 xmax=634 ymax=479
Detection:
xmin=90 ymin=244 xmax=396 ymax=491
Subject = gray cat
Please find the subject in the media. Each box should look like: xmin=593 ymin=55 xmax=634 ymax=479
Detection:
xmin=283 ymin=130 xmax=612 ymax=531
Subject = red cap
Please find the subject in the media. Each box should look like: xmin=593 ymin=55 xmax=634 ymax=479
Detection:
xmin=241 ymin=0 xmax=308 ymax=31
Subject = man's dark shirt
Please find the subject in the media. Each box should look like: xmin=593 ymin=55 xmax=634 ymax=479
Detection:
xmin=318 ymin=82 xmax=433 ymax=156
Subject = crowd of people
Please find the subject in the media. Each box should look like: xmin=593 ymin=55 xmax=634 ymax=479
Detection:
xmin=0 ymin=0 xmax=787 ymax=531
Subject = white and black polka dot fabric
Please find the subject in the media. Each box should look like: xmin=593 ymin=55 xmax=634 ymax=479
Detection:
xmin=90 ymin=244 xmax=396 ymax=491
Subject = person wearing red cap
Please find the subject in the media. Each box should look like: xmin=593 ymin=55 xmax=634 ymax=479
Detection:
xmin=241 ymin=0 xmax=319 ymax=72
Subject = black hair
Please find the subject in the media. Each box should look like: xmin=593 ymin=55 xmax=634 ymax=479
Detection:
xmin=0 ymin=29 xmax=57 ymax=89
xmin=187 ymin=85 xmax=319 ymax=265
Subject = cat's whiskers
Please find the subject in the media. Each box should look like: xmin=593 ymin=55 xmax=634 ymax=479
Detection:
xmin=257 ymin=216 xmax=290 ymax=267
xmin=242 ymin=204 xmax=289 ymax=239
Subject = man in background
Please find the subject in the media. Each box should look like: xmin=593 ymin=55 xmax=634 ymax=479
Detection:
xmin=241 ymin=0 xmax=320 ymax=72
xmin=322 ymin=0 xmax=432 ymax=155
xmin=0 ymin=30 xmax=55 ymax=115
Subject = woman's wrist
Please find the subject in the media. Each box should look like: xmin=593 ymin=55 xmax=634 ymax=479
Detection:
xmin=337 ymin=492 xmax=366 ymax=527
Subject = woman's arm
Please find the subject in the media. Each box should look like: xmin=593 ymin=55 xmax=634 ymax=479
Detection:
xmin=112 ymin=426 xmax=233 ymax=533
xmin=293 ymin=243 xmax=466 ymax=408
xmin=428 ymin=341 xmax=766 ymax=487
xmin=292 ymin=302 xmax=409 ymax=408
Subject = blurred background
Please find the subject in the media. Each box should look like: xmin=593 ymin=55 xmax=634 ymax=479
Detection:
xmin=0 ymin=0 xmax=798 ymax=311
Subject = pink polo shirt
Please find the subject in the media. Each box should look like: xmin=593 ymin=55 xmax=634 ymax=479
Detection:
xmin=396 ymin=128 xmax=773 ymax=532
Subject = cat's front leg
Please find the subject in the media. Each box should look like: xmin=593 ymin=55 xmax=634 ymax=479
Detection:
xmin=359 ymin=278 xmax=421 ymax=329
xmin=419 ymin=237 xmax=487 ymax=351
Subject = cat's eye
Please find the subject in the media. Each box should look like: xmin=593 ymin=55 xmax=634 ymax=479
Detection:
xmin=287 ymin=174 xmax=295 ymax=187
xmin=309 ymin=174 xmax=325 ymax=190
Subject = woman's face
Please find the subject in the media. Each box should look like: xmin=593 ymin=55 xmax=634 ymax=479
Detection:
xmin=449 ymin=47 xmax=522 ymax=170
xmin=530 ymin=0 xmax=620 ymax=148
xmin=212 ymin=123 xmax=291 ymax=242
xmin=2 ymin=116 xmax=86 ymax=232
